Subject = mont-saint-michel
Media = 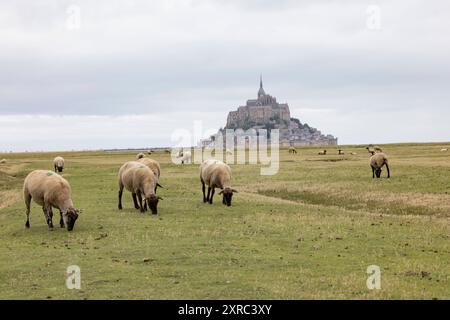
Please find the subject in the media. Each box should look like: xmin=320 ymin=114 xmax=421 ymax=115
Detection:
xmin=201 ymin=77 xmax=338 ymax=147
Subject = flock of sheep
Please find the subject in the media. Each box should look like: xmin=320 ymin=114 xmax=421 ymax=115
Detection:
xmin=11 ymin=145 xmax=449 ymax=232
xmin=20 ymin=152 xmax=236 ymax=232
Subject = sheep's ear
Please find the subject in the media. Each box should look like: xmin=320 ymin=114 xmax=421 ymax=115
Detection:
xmin=218 ymin=191 xmax=223 ymax=195
xmin=231 ymin=189 xmax=238 ymax=193
xmin=157 ymin=183 xmax=164 ymax=189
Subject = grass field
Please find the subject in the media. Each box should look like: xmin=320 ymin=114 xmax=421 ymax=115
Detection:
xmin=0 ymin=143 xmax=449 ymax=299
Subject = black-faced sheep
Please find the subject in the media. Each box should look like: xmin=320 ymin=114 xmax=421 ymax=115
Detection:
xmin=118 ymin=161 xmax=162 ymax=214
xmin=338 ymin=149 xmax=345 ymax=155
xmin=23 ymin=170 xmax=81 ymax=231
xmin=200 ymin=159 xmax=237 ymax=206
xmin=288 ymin=147 xmax=297 ymax=154
xmin=53 ymin=156 xmax=65 ymax=173
xmin=318 ymin=150 xmax=327 ymax=155
xmin=178 ymin=151 xmax=192 ymax=164
xmin=370 ymin=152 xmax=390 ymax=178
xmin=0 ymin=159 xmax=6 ymax=164
xmin=136 ymin=153 xmax=145 ymax=159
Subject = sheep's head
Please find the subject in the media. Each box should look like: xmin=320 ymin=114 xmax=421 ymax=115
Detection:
xmin=146 ymin=194 xmax=163 ymax=214
xmin=65 ymin=208 xmax=81 ymax=231
xmin=57 ymin=166 xmax=63 ymax=173
xmin=219 ymin=187 xmax=238 ymax=206
xmin=375 ymin=168 xmax=382 ymax=178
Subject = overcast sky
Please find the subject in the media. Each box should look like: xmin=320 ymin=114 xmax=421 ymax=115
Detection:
xmin=1 ymin=0 xmax=449 ymax=151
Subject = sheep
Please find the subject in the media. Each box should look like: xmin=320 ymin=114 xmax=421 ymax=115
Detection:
xmin=200 ymin=159 xmax=237 ymax=206
xmin=366 ymin=145 xmax=382 ymax=156
xmin=23 ymin=170 xmax=81 ymax=231
xmin=441 ymin=148 xmax=448 ymax=152
xmin=178 ymin=151 xmax=192 ymax=164
xmin=137 ymin=157 xmax=163 ymax=191
xmin=288 ymin=147 xmax=297 ymax=154
xmin=118 ymin=161 xmax=162 ymax=214
xmin=370 ymin=152 xmax=390 ymax=178
xmin=136 ymin=152 xmax=145 ymax=159
xmin=349 ymin=152 xmax=357 ymax=155
xmin=53 ymin=156 xmax=65 ymax=173
xmin=338 ymin=149 xmax=345 ymax=155
xmin=318 ymin=150 xmax=327 ymax=155
xmin=0 ymin=159 xmax=6 ymax=164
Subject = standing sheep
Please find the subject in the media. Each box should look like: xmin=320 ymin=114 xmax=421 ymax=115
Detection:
xmin=53 ymin=156 xmax=65 ymax=173
xmin=178 ymin=151 xmax=192 ymax=164
xmin=288 ymin=147 xmax=297 ymax=154
xmin=200 ymin=160 xmax=237 ymax=206
xmin=338 ymin=149 xmax=345 ymax=155
xmin=137 ymin=157 xmax=163 ymax=191
xmin=136 ymin=152 xmax=145 ymax=159
xmin=118 ymin=161 xmax=162 ymax=214
xmin=23 ymin=170 xmax=81 ymax=231
xmin=370 ymin=152 xmax=390 ymax=178
xmin=0 ymin=159 xmax=6 ymax=164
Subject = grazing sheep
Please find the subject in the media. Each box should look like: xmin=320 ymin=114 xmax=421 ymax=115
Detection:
xmin=441 ymin=148 xmax=448 ymax=152
xmin=338 ymin=149 xmax=345 ymax=155
xmin=349 ymin=152 xmax=357 ymax=155
xmin=53 ymin=156 xmax=65 ymax=173
xmin=137 ymin=157 xmax=163 ymax=191
xmin=318 ymin=150 xmax=327 ymax=155
xmin=200 ymin=159 xmax=237 ymax=206
xmin=23 ymin=170 xmax=81 ymax=231
xmin=370 ymin=152 xmax=390 ymax=178
xmin=178 ymin=151 xmax=192 ymax=164
xmin=0 ymin=159 xmax=6 ymax=164
xmin=366 ymin=145 xmax=382 ymax=156
xmin=136 ymin=152 xmax=145 ymax=159
xmin=288 ymin=147 xmax=297 ymax=154
xmin=118 ymin=161 xmax=162 ymax=214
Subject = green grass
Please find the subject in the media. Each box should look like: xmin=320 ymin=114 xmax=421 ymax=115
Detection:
xmin=0 ymin=143 xmax=450 ymax=299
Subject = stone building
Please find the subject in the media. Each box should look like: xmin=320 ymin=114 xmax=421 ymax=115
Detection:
xmin=201 ymin=77 xmax=338 ymax=147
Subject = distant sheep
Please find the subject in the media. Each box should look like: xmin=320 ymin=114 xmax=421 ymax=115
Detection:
xmin=288 ymin=147 xmax=297 ymax=154
xmin=23 ymin=170 xmax=81 ymax=231
xmin=178 ymin=151 xmax=192 ymax=164
xmin=200 ymin=159 xmax=237 ymax=206
xmin=136 ymin=152 xmax=145 ymax=159
xmin=349 ymin=152 xmax=357 ymax=155
xmin=370 ymin=152 xmax=390 ymax=178
xmin=318 ymin=150 xmax=327 ymax=155
xmin=0 ymin=159 xmax=6 ymax=164
xmin=338 ymin=149 xmax=345 ymax=155
xmin=441 ymin=148 xmax=448 ymax=152
xmin=53 ymin=156 xmax=65 ymax=173
xmin=118 ymin=161 xmax=162 ymax=214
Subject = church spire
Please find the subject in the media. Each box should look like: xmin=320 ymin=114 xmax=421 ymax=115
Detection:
xmin=258 ymin=74 xmax=266 ymax=98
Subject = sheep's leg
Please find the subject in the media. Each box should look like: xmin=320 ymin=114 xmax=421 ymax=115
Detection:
xmin=42 ymin=204 xmax=53 ymax=229
xmin=371 ymin=166 xmax=375 ymax=179
xmin=206 ymin=187 xmax=211 ymax=203
xmin=385 ymin=163 xmax=390 ymax=178
xmin=137 ymin=191 xmax=145 ymax=213
xmin=209 ymin=188 xmax=215 ymax=204
xmin=132 ymin=193 xmax=140 ymax=209
xmin=118 ymin=184 xmax=124 ymax=210
xmin=143 ymin=198 xmax=148 ymax=211
xmin=202 ymin=181 xmax=207 ymax=203
xmin=24 ymin=192 xmax=31 ymax=228
xmin=59 ymin=210 xmax=64 ymax=228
